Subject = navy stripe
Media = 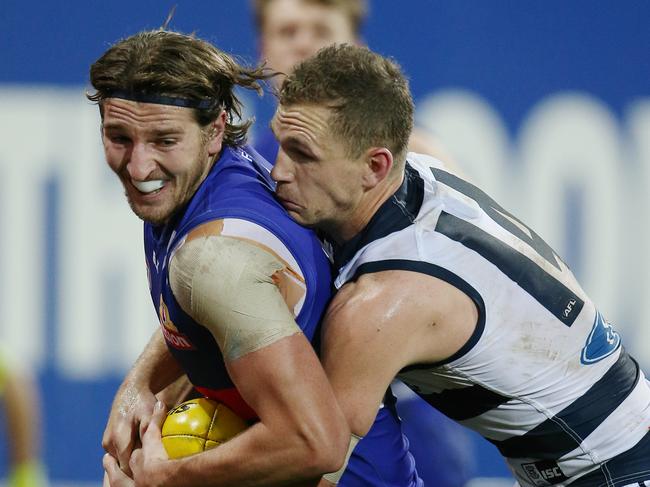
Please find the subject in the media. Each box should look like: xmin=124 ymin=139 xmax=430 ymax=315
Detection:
xmin=331 ymin=163 xmax=424 ymax=270
xmin=417 ymin=384 xmax=512 ymax=421
xmin=436 ymin=211 xmax=584 ymax=326
xmin=432 ymin=168 xmax=562 ymax=270
xmin=492 ymin=349 xmax=640 ymax=459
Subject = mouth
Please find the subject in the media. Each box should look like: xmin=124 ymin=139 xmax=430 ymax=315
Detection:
xmin=131 ymin=179 xmax=167 ymax=196
xmin=276 ymin=195 xmax=301 ymax=211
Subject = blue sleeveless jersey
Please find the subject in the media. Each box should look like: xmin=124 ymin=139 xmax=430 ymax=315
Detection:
xmin=144 ymin=145 xmax=420 ymax=486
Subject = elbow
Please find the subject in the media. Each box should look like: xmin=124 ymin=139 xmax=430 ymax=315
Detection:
xmin=297 ymin=419 xmax=350 ymax=476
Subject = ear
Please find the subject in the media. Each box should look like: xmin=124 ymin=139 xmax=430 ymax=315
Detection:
xmin=361 ymin=148 xmax=393 ymax=189
xmin=206 ymin=110 xmax=227 ymax=157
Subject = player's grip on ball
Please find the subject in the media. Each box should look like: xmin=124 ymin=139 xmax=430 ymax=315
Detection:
xmin=161 ymin=398 xmax=248 ymax=459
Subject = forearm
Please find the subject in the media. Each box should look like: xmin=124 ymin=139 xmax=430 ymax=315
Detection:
xmin=152 ymin=337 xmax=348 ymax=487
xmin=125 ymin=329 xmax=184 ymax=394
xmin=160 ymin=421 xmax=327 ymax=487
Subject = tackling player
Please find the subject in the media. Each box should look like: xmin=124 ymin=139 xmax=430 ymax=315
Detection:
xmin=270 ymin=44 xmax=650 ymax=487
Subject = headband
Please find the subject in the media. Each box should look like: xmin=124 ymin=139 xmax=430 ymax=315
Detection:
xmin=105 ymin=89 xmax=219 ymax=110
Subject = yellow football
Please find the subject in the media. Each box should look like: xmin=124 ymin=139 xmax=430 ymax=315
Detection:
xmin=161 ymin=398 xmax=248 ymax=459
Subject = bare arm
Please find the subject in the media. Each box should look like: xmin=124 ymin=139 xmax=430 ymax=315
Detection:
xmin=320 ymin=270 xmax=478 ymax=437
xmin=160 ymin=333 xmax=348 ymax=486
xmin=103 ymin=329 xmax=185 ymax=474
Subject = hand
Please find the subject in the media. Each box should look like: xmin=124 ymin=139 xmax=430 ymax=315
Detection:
xmin=103 ymin=454 xmax=135 ymax=487
xmin=128 ymin=401 xmax=169 ymax=487
xmin=102 ymin=379 xmax=158 ymax=476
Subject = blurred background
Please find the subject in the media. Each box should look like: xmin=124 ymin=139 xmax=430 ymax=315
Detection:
xmin=1 ymin=0 xmax=649 ymax=485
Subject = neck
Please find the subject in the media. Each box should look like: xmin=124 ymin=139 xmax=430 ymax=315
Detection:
xmin=332 ymin=171 xmax=405 ymax=244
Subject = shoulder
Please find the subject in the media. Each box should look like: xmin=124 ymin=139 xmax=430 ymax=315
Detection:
xmin=326 ymin=269 xmax=478 ymax=364
xmin=182 ymin=218 xmax=300 ymax=266
xmin=170 ymin=218 xmax=308 ymax=315
xmin=170 ymin=218 xmax=299 ymax=288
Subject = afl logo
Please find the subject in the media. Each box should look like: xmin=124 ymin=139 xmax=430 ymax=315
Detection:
xmin=159 ymin=297 xmax=195 ymax=350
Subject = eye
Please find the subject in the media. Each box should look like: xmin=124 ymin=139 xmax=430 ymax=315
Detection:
xmin=159 ymin=138 xmax=177 ymax=147
xmin=109 ymin=135 xmax=130 ymax=145
xmin=277 ymin=24 xmax=298 ymax=39
xmin=289 ymin=148 xmax=315 ymax=163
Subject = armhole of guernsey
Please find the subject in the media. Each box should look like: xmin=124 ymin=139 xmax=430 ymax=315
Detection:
xmin=176 ymin=218 xmax=307 ymax=319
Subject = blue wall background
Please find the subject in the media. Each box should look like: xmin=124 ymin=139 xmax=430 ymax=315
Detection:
xmin=1 ymin=0 xmax=649 ymax=483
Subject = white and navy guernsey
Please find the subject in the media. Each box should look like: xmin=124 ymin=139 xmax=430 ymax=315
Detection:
xmin=329 ymin=153 xmax=650 ymax=487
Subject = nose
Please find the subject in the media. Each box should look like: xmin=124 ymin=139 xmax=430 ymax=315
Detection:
xmin=270 ymin=150 xmax=294 ymax=183
xmin=126 ymin=142 xmax=157 ymax=181
xmin=293 ymin=29 xmax=319 ymax=60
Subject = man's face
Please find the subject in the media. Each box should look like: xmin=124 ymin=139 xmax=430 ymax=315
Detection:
xmin=101 ymin=98 xmax=223 ymax=225
xmin=270 ymin=103 xmax=365 ymax=234
xmin=260 ymin=0 xmax=357 ymax=80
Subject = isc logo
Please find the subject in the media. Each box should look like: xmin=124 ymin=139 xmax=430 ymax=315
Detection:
xmin=540 ymin=467 xmax=563 ymax=480
xmin=523 ymin=460 xmax=568 ymax=485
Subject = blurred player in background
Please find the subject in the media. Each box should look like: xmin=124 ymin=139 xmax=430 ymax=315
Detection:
xmin=251 ymin=1 xmax=474 ymax=485
xmin=251 ymin=0 xmax=454 ymax=166
xmin=91 ymin=29 xmax=421 ymax=486
xmin=271 ymin=43 xmax=650 ymax=487
xmin=0 ymin=348 xmax=47 ymax=487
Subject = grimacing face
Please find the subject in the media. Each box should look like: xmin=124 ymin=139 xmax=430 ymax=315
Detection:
xmin=101 ymin=98 xmax=224 ymax=225
xmin=270 ymin=103 xmax=366 ymax=234
xmin=260 ymin=0 xmax=358 ymax=82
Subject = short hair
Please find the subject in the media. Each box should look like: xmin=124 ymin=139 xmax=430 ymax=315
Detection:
xmin=252 ymin=0 xmax=368 ymax=35
xmin=279 ymin=44 xmax=414 ymax=162
xmin=88 ymin=30 xmax=271 ymax=146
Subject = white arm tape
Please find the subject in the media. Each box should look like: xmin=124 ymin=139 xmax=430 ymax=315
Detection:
xmin=169 ymin=234 xmax=302 ymax=361
xmin=322 ymin=434 xmax=362 ymax=484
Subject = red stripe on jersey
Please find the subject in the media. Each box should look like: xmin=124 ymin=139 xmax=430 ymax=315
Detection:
xmin=195 ymin=385 xmax=258 ymax=421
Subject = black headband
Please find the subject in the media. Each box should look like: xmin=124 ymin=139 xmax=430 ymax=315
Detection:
xmin=106 ymin=89 xmax=219 ymax=110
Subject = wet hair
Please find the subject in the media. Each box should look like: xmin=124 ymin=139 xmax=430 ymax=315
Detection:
xmin=88 ymin=29 xmax=273 ymax=146
xmin=252 ymin=0 xmax=368 ymax=35
xmin=279 ymin=43 xmax=414 ymax=162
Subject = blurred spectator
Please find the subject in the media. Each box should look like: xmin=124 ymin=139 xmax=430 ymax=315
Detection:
xmin=0 ymin=348 xmax=47 ymax=487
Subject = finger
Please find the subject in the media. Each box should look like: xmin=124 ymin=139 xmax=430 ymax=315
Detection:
xmin=138 ymin=401 xmax=159 ymax=440
xmin=142 ymin=401 xmax=170 ymax=460
xmin=113 ymin=426 xmax=136 ymax=477
xmin=103 ymin=421 xmax=136 ymax=467
xmin=103 ymin=471 xmax=111 ymax=487
xmin=129 ymin=448 xmax=142 ymax=478
xmin=104 ymin=453 xmax=133 ymax=487
xmin=143 ymin=401 xmax=167 ymax=439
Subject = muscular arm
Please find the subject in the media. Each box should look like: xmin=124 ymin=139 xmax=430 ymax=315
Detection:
xmin=103 ymin=329 xmax=185 ymax=472
xmin=150 ymin=226 xmax=349 ymax=486
xmin=124 ymin=329 xmax=186 ymax=396
xmin=320 ymin=270 xmax=478 ymax=438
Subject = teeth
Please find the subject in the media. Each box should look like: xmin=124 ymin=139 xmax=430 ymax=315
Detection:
xmin=133 ymin=180 xmax=165 ymax=194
